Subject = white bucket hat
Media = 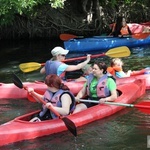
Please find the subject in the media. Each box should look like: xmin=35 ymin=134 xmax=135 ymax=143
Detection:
xmin=51 ymin=46 xmax=69 ymax=56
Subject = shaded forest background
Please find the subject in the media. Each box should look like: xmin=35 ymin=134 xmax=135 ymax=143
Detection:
xmin=0 ymin=0 xmax=149 ymax=40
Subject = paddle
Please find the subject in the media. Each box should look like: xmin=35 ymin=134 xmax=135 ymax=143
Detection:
xmin=12 ymin=73 xmax=77 ymax=137
xmin=19 ymin=46 xmax=130 ymax=73
xmin=78 ymin=99 xmax=150 ymax=114
xmin=60 ymin=33 xmax=150 ymax=41
xmin=60 ymin=34 xmax=83 ymax=41
xmin=60 ymin=33 xmax=110 ymax=41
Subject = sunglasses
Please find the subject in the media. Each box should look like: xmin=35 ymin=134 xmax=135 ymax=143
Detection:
xmin=61 ymin=55 xmax=66 ymax=57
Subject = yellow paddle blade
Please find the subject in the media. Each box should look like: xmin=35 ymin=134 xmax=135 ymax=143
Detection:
xmin=19 ymin=62 xmax=42 ymax=73
xmin=106 ymin=46 xmax=130 ymax=58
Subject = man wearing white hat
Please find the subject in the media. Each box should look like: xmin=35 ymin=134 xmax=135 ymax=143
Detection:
xmin=40 ymin=46 xmax=91 ymax=80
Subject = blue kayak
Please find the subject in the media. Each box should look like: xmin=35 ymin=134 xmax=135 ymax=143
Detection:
xmin=64 ymin=36 xmax=150 ymax=52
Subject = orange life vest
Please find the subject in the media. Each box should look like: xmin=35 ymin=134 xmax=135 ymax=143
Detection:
xmin=120 ymin=25 xmax=129 ymax=35
xmin=107 ymin=66 xmax=122 ymax=75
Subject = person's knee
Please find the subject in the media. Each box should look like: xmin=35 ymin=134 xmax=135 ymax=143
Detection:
xmin=73 ymin=104 xmax=87 ymax=113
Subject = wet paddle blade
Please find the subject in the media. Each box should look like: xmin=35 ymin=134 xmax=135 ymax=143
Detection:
xmin=135 ymin=101 xmax=150 ymax=114
xmin=12 ymin=73 xmax=23 ymax=89
xmin=62 ymin=117 xmax=77 ymax=137
xmin=60 ymin=34 xmax=85 ymax=41
xmin=19 ymin=62 xmax=42 ymax=73
xmin=60 ymin=34 xmax=78 ymax=41
xmin=106 ymin=46 xmax=130 ymax=58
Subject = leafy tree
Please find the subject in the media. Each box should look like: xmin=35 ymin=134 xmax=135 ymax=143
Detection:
xmin=0 ymin=0 xmax=149 ymax=39
xmin=0 ymin=0 xmax=66 ymax=25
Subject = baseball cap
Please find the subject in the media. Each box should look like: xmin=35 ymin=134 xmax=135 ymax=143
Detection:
xmin=51 ymin=46 xmax=69 ymax=56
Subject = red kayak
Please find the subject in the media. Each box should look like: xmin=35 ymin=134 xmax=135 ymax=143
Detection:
xmin=128 ymin=23 xmax=150 ymax=34
xmin=0 ymin=79 xmax=146 ymax=146
xmin=110 ymin=22 xmax=150 ymax=34
xmin=140 ymin=21 xmax=150 ymax=27
xmin=0 ymin=80 xmax=85 ymax=99
xmin=0 ymin=68 xmax=149 ymax=100
xmin=117 ymin=68 xmax=150 ymax=89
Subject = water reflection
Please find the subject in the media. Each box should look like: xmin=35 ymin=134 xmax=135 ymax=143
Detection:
xmin=0 ymin=39 xmax=150 ymax=149
xmin=132 ymin=46 xmax=150 ymax=57
xmin=2 ymin=99 xmax=149 ymax=150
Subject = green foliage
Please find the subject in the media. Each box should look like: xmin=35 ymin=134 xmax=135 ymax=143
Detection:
xmin=0 ymin=0 xmax=66 ymax=25
xmin=49 ymin=0 xmax=66 ymax=8
xmin=99 ymin=0 xmax=149 ymax=7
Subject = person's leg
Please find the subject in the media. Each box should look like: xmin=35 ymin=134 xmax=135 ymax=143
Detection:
xmin=29 ymin=117 xmax=41 ymax=122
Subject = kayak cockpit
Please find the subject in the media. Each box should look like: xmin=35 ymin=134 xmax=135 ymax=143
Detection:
xmin=14 ymin=110 xmax=40 ymax=122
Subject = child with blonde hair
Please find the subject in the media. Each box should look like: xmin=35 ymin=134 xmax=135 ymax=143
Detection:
xmin=107 ymin=58 xmax=132 ymax=78
xmin=75 ymin=64 xmax=93 ymax=82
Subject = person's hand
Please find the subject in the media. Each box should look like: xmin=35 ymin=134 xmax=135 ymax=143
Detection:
xmin=75 ymin=97 xmax=80 ymax=103
xmin=27 ymin=88 xmax=34 ymax=95
xmin=99 ymin=98 xmax=106 ymax=104
xmin=45 ymin=102 xmax=53 ymax=108
xmin=127 ymin=70 xmax=132 ymax=74
xmin=127 ymin=70 xmax=132 ymax=76
xmin=86 ymin=54 xmax=91 ymax=62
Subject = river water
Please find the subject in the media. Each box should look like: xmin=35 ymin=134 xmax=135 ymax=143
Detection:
xmin=0 ymin=39 xmax=150 ymax=150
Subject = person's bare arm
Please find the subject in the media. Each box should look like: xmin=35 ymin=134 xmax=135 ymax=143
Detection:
xmin=40 ymin=66 xmax=46 ymax=74
xmin=65 ymin=55 xmax=91 ymax=72
xmin=75 ymin=85 xmax=87 ymax=102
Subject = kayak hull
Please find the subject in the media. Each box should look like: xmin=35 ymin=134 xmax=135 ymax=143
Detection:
xmin=128 ymin=23 xmax=150 ymax=33
xmin=0 ymin=79 xmax=146 ymax=146
xmin=0 ymin=68 xmax=149 ymax=100
xmin=64 ymin=36 xmax=150 ymax=52
xmin=0 ymin=81 xmax=85 ymax=99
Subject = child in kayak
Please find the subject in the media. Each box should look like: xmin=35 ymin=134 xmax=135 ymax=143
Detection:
xmin=75 ymin=64 xmax=93 ymax=82
xmin=28 ymin=74 xmax=75 ymax=122
xmin=110 ymin=16 xmax=132 ymax=37
xmin=107 ymin=58 xmax=132 ymax=78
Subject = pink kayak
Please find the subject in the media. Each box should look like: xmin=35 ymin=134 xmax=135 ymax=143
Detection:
xmin=128 ymin=23 xmax=150 ymax=34
xmin=110 ymin=22 xmax=150 ymax=34
xmin=0 ymin=80 xmax=85 ymax=99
